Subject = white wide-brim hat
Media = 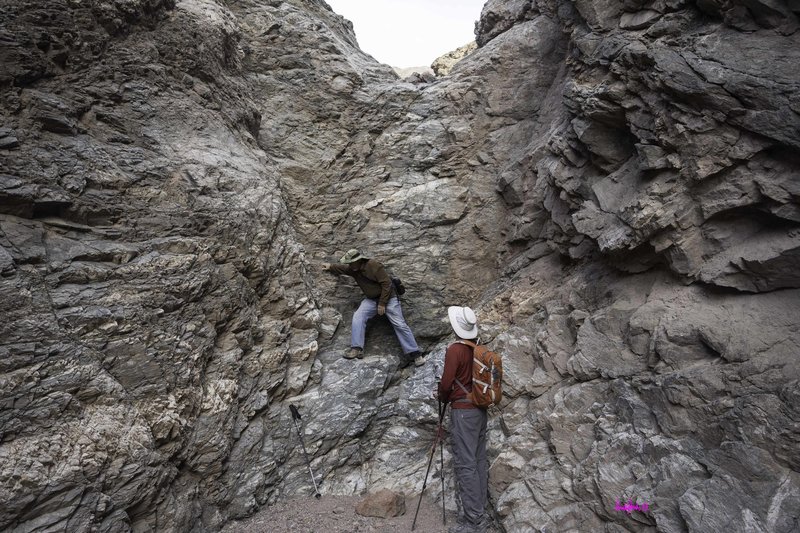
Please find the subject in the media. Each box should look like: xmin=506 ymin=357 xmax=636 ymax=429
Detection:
xmin=448 ymin=306 xmax=478 ymax=339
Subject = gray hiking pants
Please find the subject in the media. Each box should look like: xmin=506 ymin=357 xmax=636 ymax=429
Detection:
xmin=450 ymin=407 xmax=488 ymax=525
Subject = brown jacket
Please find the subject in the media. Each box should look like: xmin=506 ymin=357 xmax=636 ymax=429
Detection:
xmin=328 ymin=259 xmax=394 ymax=306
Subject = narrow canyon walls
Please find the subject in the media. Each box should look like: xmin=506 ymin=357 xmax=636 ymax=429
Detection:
xmin=1 ymin=0 xmax=798 ymax=531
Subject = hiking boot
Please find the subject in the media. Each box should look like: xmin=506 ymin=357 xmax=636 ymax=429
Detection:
xmin=475 ymin=515 xmax=492 ymax=533
xmin=448 ymin=515 xmax=470 ymax=533
xmin=448 ymin=515 xmax=491 ymax=533
xmin=414 ymin=353 xmax=426 ymax=366
xmin=448 ymin=522 xmax=475 ymax=533
xmin=405 ymin=350 xmax=422 ymax=364
xmin=398 ymin=351 xmax=421 ymax=369
xmin=344 ymin=347 xmax=363 ymax=359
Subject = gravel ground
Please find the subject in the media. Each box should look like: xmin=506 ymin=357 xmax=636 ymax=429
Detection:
xmin=222 ymin=495 xmax=456 ymax=533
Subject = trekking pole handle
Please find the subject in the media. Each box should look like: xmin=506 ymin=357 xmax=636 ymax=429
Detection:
xmin=290 ymin=404 xmax=301 ymax=421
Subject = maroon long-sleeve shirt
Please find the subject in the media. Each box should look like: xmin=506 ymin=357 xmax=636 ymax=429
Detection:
xmin=438 ymin=342 xmax=476 ymax=409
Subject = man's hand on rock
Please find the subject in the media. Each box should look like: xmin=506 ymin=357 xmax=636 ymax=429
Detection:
xmin=321 ymin=262 xmax=331 ymax=271
xmin=377 ymin=304 xmax=386 ymax=316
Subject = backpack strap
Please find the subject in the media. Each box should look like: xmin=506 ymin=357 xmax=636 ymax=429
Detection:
xmin=457 ymin=339 xmax=488 ymax=373
xmin=452 ymin=379 xmax=473 ymax=404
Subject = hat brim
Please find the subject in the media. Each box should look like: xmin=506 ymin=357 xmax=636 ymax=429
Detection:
xmin=339 ymin=254 xmax=365 ymax=264
xmin=448 ymin=306 xmax=478 ymax=339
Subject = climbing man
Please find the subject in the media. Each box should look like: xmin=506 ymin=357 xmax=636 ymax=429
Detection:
xmin=437 ymin=306 xmax=491 ymax=533
xmin=322 ymin=249 xmax=423 ymax=367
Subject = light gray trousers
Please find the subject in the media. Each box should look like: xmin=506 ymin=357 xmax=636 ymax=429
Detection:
xmin=450 ymin=407 xmax=488 ymax=524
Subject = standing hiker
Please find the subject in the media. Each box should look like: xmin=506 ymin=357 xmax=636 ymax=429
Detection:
xmin=322 ymin=249 xmax=423 ymax=366
xmin=436 ymin=306 xmax=491 ymax=533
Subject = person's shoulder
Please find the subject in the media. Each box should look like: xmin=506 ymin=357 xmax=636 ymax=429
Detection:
xmin=365 ymin=258 xmax=387 ymax=273
xmin=446 ymin=341 xmax=472 ymax=352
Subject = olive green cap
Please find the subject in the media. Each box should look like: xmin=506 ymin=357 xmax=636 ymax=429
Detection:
xmin=339 ymin=249 xmax=366 ymax=264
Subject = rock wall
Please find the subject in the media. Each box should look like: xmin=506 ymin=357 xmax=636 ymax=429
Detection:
xmin=431 ymin=41 xmax=478 ymax=77
xmin=1 ymin=0 xmax=336 ymax=530
xmin=1 ymin=0 xmax=799 ymax=532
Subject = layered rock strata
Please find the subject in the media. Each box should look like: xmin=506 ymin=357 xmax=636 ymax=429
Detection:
xmin=1 ymin=0 xmax=798 ymax=532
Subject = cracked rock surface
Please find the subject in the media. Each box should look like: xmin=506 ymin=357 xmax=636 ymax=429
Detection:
xmin=1 ymin=0 xmax=798 ymax=531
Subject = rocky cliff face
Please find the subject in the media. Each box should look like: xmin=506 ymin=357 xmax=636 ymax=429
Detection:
xmin=1 ymin=0 xmax=799 ymax=531
xmin=431 ymin=41 xmax=478 ymax=77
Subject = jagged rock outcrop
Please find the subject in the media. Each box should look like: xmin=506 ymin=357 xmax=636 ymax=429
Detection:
xmin=1 ymin=0 xmax=799 ymax=532
xmin=393 ymin=65 xmax=434 ymax=79
xmin=431 ymin=41 xmax=477 ymax=77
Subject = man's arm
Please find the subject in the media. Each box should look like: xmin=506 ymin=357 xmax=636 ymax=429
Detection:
xmin=438 ymin=346 xmax=458 ymax=404
xmin=324 ymin=263 xmax=351 ymax=275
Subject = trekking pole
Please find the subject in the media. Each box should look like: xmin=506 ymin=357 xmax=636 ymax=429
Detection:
xmin=289 ymin=404 xmax=322 ymax=499
xmin=439 ymin=398 xmax=446 ymax=525
xmin=411 ymin=395 xmax=447 ymax=531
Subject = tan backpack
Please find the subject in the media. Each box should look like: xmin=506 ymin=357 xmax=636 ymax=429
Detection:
xmin=455 ymin=340 xmax=503 ymax=408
